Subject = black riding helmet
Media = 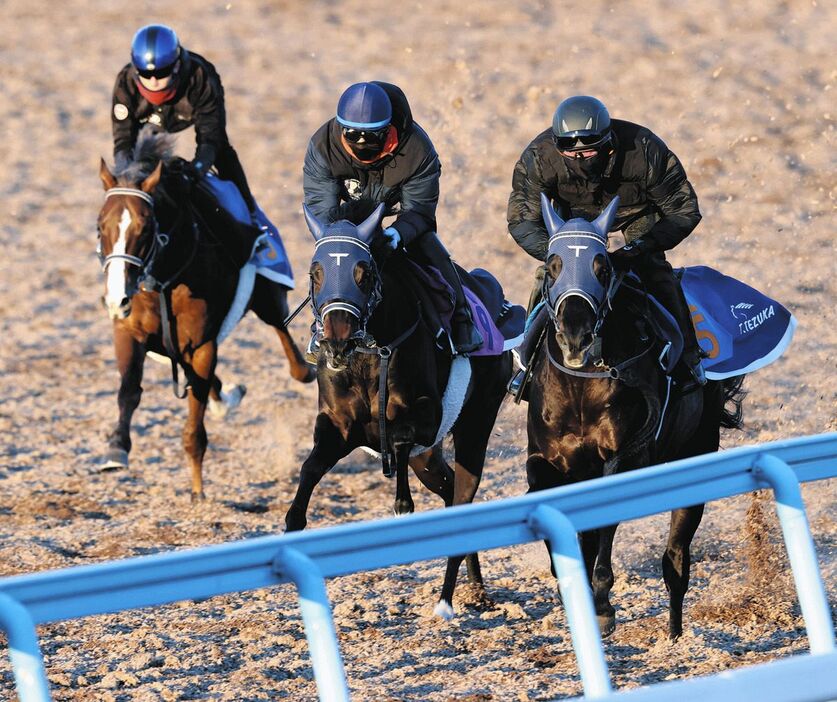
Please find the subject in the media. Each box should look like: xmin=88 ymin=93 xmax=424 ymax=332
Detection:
xmin=552 ymin=96 xmax=614 ymax=180
xmin=552 ymin=95 xmax=612 ymax=152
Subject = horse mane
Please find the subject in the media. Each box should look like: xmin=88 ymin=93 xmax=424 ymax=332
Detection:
xmin=113 ymin=126 xmax=178 ymax=185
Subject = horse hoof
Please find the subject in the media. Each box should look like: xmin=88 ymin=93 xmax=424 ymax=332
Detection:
xmin=393 ymin=501 xmax=415 ymax=516
xmin=208 ymin=384 xmax=247 ymax=419
xmin=100 ymin=448 xmax=128 ymax=472
xmin=597 ymin=613 xmax=616 ymax=637
xmin=434 ymin=600 xmax=455 ymax=620
xmin=300 ymin=366 xmax=317 ymax=384
xmin=191 ymin=491 xmax=206 ymax=504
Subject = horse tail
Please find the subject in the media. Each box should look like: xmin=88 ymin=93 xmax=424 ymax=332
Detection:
xmin=719 ymin=375 xmax=746 ymax=430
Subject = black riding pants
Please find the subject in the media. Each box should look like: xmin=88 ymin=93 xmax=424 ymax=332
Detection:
xmin=631 ymin=251 xmax=700 ymax=356
xmin=407 ymin=231 xmax=468 ymax=315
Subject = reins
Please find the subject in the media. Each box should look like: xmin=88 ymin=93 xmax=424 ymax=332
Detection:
xmin=353 ymin=317 xmax=421 ymax=477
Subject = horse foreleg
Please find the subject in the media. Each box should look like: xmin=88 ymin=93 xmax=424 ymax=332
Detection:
xmin=663 ymin=504 xmax=705 ymax=639
xmin=590 ymin=524 xmax=619 ymax=637
xmin=392 ymin=442 xmax=415 ymax=516
xmin=182 ymin=341 xmax=216 ymax=503
xmin=285 ymin=414 xmax=352 ymax=531
xmin=105 ymin=325 xmax=146 ymax=470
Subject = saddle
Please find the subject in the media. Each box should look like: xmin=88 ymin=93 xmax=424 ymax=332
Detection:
xmin=402 ymin=260 xmax=525 ymax=357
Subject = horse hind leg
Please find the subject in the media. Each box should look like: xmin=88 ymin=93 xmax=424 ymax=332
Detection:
xmin=207 ymin=374 xmax=247 ymax=419
xmin=250 ymin=277 xmax=315 ymax=383
xmin=104 ymin=327 xmax=146 ymax=471
xmin=663 ymin=504 xmax=705 ymax=639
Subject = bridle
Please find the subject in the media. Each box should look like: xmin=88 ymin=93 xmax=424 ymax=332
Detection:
xmin=309 ymin=237 xmax=384 ymax=351
xmin=98 ymin=187 xmax=169 ymax=286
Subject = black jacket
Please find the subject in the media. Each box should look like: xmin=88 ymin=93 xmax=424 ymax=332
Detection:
xmin=507 ymin=119 xmax=701 ymax=261
xmin=302 ymin=82 xmax=440 ymax=246
xmin=111 ymin=50 xmax=228 ymax=169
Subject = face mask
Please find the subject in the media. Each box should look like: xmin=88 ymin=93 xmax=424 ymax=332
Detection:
xmin=348 ymin=143 xmax=385 ymax=161
xmin=562 ymin=149 xmax=609 ymax=181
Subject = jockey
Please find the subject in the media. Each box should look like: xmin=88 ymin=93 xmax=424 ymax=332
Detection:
xmin=111 ymin=25 xmax=259 ymax=220
xmin=303 ymin=81 xmax=483 ymax=355
xmin=507 ymin=95 xmax=706 ymax=387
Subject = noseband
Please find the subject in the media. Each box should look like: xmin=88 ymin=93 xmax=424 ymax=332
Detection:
xmin=99 ymin=187 xmax=169 ymax=282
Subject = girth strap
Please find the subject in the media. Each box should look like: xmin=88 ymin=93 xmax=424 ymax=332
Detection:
xmin=355 ymin=318 xmax=420 ymax=477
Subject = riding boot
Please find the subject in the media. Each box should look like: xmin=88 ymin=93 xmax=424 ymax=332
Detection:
xmin=507 ymin=265 xmax=549 ymax=399
xmin=413 ymin=232 xmax=483 ymax=354
xmin=636 ymin=252 xmax=706 ymax=387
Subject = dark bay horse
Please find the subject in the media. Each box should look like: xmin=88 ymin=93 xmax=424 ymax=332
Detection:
xmin=526 ymin=194 xmax=744 ymax=639
xmin=284 ymin=202 xmax=514 ymax=617
xmin=97 ymin=129 xmax=313 ymax=502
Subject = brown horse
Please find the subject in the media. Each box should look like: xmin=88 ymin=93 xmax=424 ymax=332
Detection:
xmin=97 ymin=129 xmax=313 ymax=501
xmin=525 ymin=194 xmax=744 ymax=639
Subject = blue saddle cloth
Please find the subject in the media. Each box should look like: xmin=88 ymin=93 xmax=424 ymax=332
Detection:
xmin=519 ymin=266 xmax=795 ymax=380
xmin=202 ymin=174 xmax=294 ymax=289
xmin=679 ymin=265 xmax=796 ymax=379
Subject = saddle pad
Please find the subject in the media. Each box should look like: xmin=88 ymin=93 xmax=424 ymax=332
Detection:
xmin=202 ymin=173 xmax=251 ymax=224
xmin=679 ymin=265 xmax=796 ymax=380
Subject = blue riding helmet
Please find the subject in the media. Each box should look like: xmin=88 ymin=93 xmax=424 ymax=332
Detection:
xmin=336 ymin=83 xmax=392 ymax=130
xmin=131 ymin=24 xmax=181 ymax=74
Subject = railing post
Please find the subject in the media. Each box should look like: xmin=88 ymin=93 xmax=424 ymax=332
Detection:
xmin=753 ymin=454 xmax=837 ymax=655
xmin=528 ymin=504 xmax=612 ymax=699
xmin=0 ymin=593 xmax=51 ymax=702
xmin=273 ymin=547 xmax=349 ymax=702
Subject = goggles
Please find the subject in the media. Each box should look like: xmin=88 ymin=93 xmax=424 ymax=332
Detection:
xmin=136 ymin=62 xmax=178 ymax=80
xmin=554 ymin=131 xmax=611 ymax=152
xmin=341 ymin=126 xmax=389 ymax=146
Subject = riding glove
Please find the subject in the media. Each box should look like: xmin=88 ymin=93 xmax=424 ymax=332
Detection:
xmin=382 ymin=226 xmax=401 ymax=250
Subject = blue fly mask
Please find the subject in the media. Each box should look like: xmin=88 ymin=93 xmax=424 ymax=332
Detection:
xmin=541 ymin=193 xmax=620 ymax=321
xmin=304 ymin=203 xmax=385 ymax=333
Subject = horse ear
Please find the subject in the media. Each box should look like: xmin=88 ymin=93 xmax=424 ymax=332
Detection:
xmin=140 ymin=161 xmax=163 ymax=193
xmin=355 ymin=203 xmax=386 ymax=244
xmin=303 ymin=204 xmax=326 ymax=241
xmin=540 ymin=192 xmax=565 ymax=235
xmin=593 ymin=196 xmax=620 ymax=238
xmin=99 ymin=158 xmax=117 ymax=191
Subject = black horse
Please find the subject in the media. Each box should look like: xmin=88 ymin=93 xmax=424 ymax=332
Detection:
xmin=284 ymin=202 xmax=514 ymax=617
xmin=97 ymin=129 xmax=313 ymax=501
xmin=525 ymin=194 xmax=744 ymax=639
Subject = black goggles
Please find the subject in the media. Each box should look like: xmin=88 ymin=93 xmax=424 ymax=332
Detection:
xmin=136 ymin=62 xmax=177 ymax=80
xmin=554 ymin=132 xmax=610 ymax=151
xmin=342 ymin=127 xmax=389 ymax=145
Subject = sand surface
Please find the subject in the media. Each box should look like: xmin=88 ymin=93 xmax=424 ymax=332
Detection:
xmin=0 ymin=0 xmax=835 ymax=699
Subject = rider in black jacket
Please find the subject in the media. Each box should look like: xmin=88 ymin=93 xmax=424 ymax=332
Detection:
xmin=111 ymin=24 xmax=256 ymax=212
xmin=508 ymin=95 xmax=706 ymax=386
xmin=303 ymin=81 xmax=483 ymax=355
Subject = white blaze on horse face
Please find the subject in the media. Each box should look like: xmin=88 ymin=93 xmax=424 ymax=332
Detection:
xmin=105 ymin=208 xmax=132 ymax=317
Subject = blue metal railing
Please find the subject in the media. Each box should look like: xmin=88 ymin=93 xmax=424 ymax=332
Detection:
xmin=0 ymin=432 xmax=835 ymax=701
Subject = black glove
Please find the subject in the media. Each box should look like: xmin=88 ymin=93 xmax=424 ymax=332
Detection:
xmin=611 ymin=238 xmax=650 ymax=260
